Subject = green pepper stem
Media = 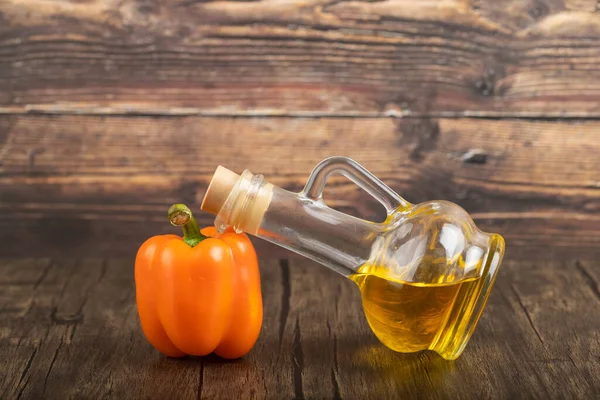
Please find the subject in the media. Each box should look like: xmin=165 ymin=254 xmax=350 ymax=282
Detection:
xmin=168 ymin=204 xmax=208 ymax=248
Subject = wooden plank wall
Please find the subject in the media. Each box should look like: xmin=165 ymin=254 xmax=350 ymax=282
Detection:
xmin=1 ymin=0 xmax=599 ymax=260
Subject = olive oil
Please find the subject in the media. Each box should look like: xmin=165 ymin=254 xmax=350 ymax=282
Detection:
xmin=350 ymin=265 xmax=487 ymax=360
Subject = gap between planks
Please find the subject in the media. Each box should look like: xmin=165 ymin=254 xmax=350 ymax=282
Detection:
xmin=4 ymin=107 xmax=600 ymax=120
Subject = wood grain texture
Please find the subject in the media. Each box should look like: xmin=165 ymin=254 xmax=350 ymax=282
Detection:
xmin=2 ymin=0 xmax=600 ymax=116
xmin=1 ymin=257 xmax=599 ymax=399
xmin=1 ymin=115 xmax=599 ymax=260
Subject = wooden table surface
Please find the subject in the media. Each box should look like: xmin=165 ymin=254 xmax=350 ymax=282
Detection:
xmin=2 ymin=0 xmax=600 ymax=398
xmin=1 ymin=257 xmax=599 ymax=399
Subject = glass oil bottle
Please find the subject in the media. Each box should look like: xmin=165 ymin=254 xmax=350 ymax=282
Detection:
xmin=200 ymin=157 xmax=504 ymax=360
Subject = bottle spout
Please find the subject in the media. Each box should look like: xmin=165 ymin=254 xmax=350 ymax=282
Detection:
xmin=201 ymin=166 xmax=241 ymax=215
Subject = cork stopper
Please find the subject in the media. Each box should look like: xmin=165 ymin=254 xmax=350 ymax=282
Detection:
xmin=201 ymin=166 xmax=241 ymax=215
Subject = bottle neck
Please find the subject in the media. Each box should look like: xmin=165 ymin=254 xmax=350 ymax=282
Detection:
xmin=213 ymin=169 xmax=273 ymax=236
xmin=211 ymin=170 xmax=378 ymax=277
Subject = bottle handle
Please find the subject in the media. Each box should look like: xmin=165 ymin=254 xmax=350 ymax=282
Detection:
xmin=302 ymin=157 xmax=410 ymax=216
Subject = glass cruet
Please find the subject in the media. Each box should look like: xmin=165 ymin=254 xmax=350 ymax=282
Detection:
xmin=200 ymin=156 xmax=505 ymax=360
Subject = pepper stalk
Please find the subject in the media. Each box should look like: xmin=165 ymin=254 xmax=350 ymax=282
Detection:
xmin=168 ymin=204 xmax=208 ymax=247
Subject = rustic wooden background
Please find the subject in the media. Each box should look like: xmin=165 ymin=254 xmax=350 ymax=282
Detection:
xmin=1 ymin=0 xmax=600 ymax=398
xmin=1 ymin=0 xmax=599 ymax=260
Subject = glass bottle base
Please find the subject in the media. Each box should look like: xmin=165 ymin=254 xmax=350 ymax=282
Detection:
xmin=432 ymin=234 xmax=505 ymax=360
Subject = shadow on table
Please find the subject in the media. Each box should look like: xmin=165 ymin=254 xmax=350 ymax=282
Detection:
xmin=138 ymin=336 xmax=461 ymax=397
xmin=352 ymin=344 xmax=457 ymax=381
xmin=146 ymin=352 xmax=248 ymax=369
xmin=295 ymin=333 xmax=462 ymax=396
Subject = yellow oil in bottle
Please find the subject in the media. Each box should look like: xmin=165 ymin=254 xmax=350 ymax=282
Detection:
xmin=350 ymin=264 xmax=487 ymax=360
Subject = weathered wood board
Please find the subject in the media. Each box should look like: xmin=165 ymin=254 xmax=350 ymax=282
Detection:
xmin=1 ymin=258 xmax=599 ymax=399
xmin=2 ymin=1 xmax=600 ymax=117
xmin=1 ymin=115 xmax=599 ymax=259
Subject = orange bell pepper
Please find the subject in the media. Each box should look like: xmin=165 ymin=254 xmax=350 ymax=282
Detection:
xmin=134 ymin=204 xmax=263 ymax=359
